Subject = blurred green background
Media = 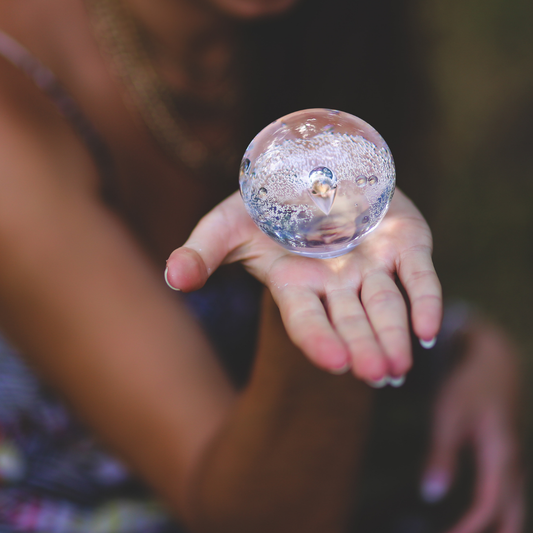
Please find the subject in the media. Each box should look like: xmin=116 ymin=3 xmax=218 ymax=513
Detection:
xmin=354 ymin=1 xmax=533 ymax=530
xmin=422 ymin=0 xmax=533 ymax=527
xmin=419 ymin=0 xmax=533 ymax=353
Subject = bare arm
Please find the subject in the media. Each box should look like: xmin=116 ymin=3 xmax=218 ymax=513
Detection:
xmin=187 ymin=290 xmax=372 ymax=533
xmin=0 ymin=57 xmax=235 ymax=513
xmin=0 ymin=59 xmax=372 ymax=531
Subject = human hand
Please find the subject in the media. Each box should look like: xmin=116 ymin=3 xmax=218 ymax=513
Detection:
xmin=421 ymin=317 xmax=525 ymax=533
xmin=165 ymin=188 xmax=442 ymax=383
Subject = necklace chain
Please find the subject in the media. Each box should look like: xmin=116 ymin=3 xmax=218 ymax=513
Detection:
xmin=84 ymin=0 xmax=241 ymax=177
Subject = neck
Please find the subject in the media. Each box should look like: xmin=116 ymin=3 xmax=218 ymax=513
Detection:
xmin=123 ymin=0 xmax=239 ymax=97
xmin=125 ymin=0 xmax=234 ymax=62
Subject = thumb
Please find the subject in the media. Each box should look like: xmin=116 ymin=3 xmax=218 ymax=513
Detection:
xmin=421 ymin=405 xmax=462 ymax=504
xmin=165 ymin=191 xmax=254 ymax=292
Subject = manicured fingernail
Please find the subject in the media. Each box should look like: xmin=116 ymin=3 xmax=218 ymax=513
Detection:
xmin=366 ymin=376 xmax=389 ymax=388
xmin=329 ymin=363 xmax=351 ymax=375
xmin=164 ymin=267 xmax=180 ymax=291
xmin=421 ymin=470 xmax=450 ymax=503
xmin=388 ymin=375 xmax=405 ymax=388
xmin=419 ymin=336 xmax=437 ymax=349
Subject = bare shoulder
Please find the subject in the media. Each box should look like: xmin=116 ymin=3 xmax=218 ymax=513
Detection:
xmin=0 ymin=54 xmax=104 ymax=250
xmin=0 ymin=55 xmax=101 ymax=205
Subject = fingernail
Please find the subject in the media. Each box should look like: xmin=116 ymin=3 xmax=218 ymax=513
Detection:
xmin=388 ymin=375 xmax=405 ymax=388
xmin=164 ymin=267 xmax=181 ymax=291
xmin=421 ymin=470 xmax=450 ymax=503
xmin=329 ymin=363 xmax=351 ymax=375
xmin=366 ymin=376 xmax=389 ymax=388
xmin=419 ymin=336 xmax=437 ymax=349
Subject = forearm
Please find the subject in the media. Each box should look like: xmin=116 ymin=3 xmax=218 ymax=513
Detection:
xmin=186 ymin=290 xmax=373 ymax=533
xmin=0 ymin=191 xmax=237 ymax=516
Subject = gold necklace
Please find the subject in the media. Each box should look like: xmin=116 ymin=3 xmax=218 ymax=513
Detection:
xmin=84 ymin=0 xmax=241 ymax=178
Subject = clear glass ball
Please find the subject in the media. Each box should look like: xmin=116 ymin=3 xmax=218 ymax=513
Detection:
xmin=239 ymin=109 xmax=396 ymax=259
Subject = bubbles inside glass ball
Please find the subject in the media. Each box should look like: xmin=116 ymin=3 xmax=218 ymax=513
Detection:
xmin=239 ymin=109 xmax=396 ymax=259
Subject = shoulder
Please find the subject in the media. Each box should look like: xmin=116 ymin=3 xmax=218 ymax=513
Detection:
xmin=0 ymin=55 xmax=101 ymax=185
xmin=0 ymin=55 xmax=102 ymax=232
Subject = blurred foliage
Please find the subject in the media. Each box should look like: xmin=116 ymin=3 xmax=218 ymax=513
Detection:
xmin=417 ymin=0 xmax=533 ymax=352
xmin=414 ymin=1 xmax=533 ymax=527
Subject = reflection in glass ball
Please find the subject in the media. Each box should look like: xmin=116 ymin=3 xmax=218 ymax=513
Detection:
xmin=239 ymin=109 xmax=396 ymax=259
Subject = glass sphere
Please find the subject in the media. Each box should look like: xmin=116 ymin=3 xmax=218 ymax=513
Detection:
xmin=239 ymin=109 xmax=396 ymax=259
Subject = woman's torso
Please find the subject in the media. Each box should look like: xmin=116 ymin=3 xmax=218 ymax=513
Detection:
xmin=0 ymin=3 xmax=260 ymax=528
xmin=0 ymin=0 xmax=244 ymax=265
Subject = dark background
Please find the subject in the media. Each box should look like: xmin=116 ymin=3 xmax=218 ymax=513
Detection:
xmin=243 ymin=0 xmax=533 ymax=530
xmin=386 ymin=1 xmax=533 ymax=530
xmin=425 ymin=0 xmax=533 ymax=357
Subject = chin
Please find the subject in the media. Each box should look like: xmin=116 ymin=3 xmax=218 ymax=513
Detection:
xmin=211 ymin=0 xmax=301 ymax=19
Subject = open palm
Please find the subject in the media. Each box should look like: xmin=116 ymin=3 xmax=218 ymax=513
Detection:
xmin=166 ymin=188 xmax=442 ymax=383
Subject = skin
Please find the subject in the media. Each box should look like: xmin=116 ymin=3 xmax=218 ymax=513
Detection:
xmin=0 ymin=0 xmax=522 ymax=530
xmin=166 ymin=189 xmax=442 ymax=381
xmin=188 ymin=291 xmax=373 ymax=532
xmin=0 ymin=0 xmax=374 ymax=528
xmin=200 ymin=0 xmax=301 ymax=19
xmin=422 ymin=317 xmax=524 ymax=533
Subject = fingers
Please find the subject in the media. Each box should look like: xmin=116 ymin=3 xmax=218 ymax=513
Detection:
xmin=273 ymin=285 xmax=350 ymax=373
xmin=326 ymin=289 xmax=389 ymax=381
xmin=273 ymin=268 xmax=410 ymax=381
xmin=445 ymin=414 xmax=517 ymax=533
xmin=165 ymin=192 xmax=253 ymax=292
xmin=397 ymin=245 xmax=442 ymax=344
xmin=499 ymin=482 xmax=525 ymax=533
xmin=421 ymin=402 xmax=460 ymax=504
xmin=165 ymin=248 xmax=208 ymax=292
xmin=360 ymin=270 xmax=412 ymax=377
xmin=277 ymin=270 xmax=412 ymax=382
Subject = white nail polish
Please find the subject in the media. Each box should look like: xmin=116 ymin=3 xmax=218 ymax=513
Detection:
xmin=366 ymin=376 xmax=389 ymax=388
xmin=329 ymin=363 xmax=351 ymax=375
xmin=164 ymin=267 xmax=181 ymax=291
xmin=421 ymin=470 xmax=449 ymax=503
xmin=419 ymin=336 xmax=437 ymax=349
xmin=388 ymin=375 xmax=405 ymax=388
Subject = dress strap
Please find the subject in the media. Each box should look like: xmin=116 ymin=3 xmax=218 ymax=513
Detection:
xmin=0 ymin=30 xmax=115 ymax=202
